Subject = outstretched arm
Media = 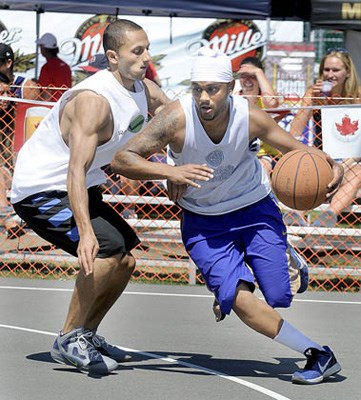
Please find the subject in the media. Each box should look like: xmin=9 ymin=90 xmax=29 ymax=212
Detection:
xmin=111 ymin=100 xmax=213 ymax=188
xmin=289 ymin=83 xmax=328 ymax=138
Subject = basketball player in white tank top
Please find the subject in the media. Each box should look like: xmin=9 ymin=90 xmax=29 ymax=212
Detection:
xmin=10 ymin=20 xmax=169 ymax=375
xmin=112 ymin=48 xmax=344 ymax=384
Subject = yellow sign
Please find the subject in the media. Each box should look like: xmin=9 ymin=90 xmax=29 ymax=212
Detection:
xmin=24 ymin=106 xmax=50 ymax=141
xmin=342 ymin=3 xmax=361 ymax=20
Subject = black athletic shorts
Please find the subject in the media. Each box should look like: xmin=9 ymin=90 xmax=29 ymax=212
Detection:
xmin=13 ymin=186 xmax=140 ymax=258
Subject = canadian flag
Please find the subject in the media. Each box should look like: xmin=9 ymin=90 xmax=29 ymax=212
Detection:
xmin=335 ymin=114 xmax=359 ymax=136
xmin=321 ymin=107 xmax=361 ymax=158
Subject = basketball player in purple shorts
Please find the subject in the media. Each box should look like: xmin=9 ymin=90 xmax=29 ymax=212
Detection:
xmin=111 ymin=48 xmax=344 ymax=384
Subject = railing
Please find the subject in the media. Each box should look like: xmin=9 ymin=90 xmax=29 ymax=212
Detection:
xmin=0 ymin=87 xmax=360 ymax=290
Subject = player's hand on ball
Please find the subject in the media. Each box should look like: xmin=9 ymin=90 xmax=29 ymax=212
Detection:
xmin=325 ymin=155 xmax=344 ymax=199
xmin=272 ymin=150 xmax=334 ymax=210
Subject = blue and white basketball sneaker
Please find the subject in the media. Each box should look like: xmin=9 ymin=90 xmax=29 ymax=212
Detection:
xmin=292 ymin=346 xmax=342 ymax=384
xmin=51 ymin=327 xmax=118 ymax=374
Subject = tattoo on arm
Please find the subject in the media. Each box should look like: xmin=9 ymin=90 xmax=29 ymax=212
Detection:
xmin=127 ymin=106 xmax=181 ymax=157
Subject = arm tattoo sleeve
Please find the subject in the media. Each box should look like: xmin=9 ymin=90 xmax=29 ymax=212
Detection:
xmin=127 ymin=106 xmax=181 ymax=157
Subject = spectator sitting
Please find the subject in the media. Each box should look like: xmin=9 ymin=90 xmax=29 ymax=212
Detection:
xmin=290 ymin=48 xmax=361 ymax=226
xmin=236 ymin=56 xmax=280 ymax=177
xmin=36 ymin=33 xmax=72 ymax=101
xmin=236 ymin=56 xmax=279 ymax=108
xmin=0 ymin=72 xmax=12 ymax=218
xmin=0 ymin=44 xmax=40 ymax=235
xmin=0 ymin=44 xmax=40 ymax=100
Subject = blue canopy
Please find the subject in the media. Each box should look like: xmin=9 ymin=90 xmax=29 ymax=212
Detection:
xmin=1 ymin=0 xmax=271 ymax=19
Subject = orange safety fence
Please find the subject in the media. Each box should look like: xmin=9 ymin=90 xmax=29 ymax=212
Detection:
xmin=0 ymin=87 xmax=360 ymax=291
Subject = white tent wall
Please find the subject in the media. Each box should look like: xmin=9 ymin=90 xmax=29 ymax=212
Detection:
xmin=0 ymin=10 xmax=304 ymax=93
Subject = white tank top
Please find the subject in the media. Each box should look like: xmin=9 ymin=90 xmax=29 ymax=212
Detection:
xmin=11 ymin=70 xmax=148 ymax=203
xmin=168 ymin=95 xmax=271 ymax=215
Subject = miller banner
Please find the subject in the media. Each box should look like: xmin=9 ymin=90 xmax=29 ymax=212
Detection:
xmin=312 ymin=0 xmax=361 ymax=30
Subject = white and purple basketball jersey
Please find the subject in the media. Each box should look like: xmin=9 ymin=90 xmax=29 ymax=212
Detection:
xmin=168 ymin=94 xmax=271 ymax=215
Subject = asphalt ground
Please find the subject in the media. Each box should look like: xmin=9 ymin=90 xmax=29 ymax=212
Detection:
xmin=0 ymin=277 xmax=360 ymax=400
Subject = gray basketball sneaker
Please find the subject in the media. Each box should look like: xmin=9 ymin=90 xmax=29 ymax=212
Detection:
xmin=86 ymin=329 xmax=132 ymax=363
xmin=51 ymin=327 xmax=118 ymax=374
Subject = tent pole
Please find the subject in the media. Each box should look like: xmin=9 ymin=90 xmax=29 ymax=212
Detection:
xmin=265 ymin=17 xmax=271 ymax=57
xmin=169 ymin=13 xmax=176 ymax=44
xmin=35 ymin=9 xmax=41 ymax=80
xmin=169 ymin=15 xmax=173 ymax=44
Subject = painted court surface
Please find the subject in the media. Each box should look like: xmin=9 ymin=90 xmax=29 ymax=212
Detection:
xmin=0 ymin=277 xmax=360 ymax=400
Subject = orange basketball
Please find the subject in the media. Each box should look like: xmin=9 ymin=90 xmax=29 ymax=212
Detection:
xmin=271 ymin=150 xmax=333 ymax=210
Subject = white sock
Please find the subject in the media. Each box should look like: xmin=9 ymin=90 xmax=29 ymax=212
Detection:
xmin=274 ymin=320 xmax=323 ymax=354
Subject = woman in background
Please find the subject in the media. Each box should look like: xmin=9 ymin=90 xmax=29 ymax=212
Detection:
xmin=236 ymin=57 xmax=281 ymax=176
xmin=290 ymin=49 xmax=361 ymax=226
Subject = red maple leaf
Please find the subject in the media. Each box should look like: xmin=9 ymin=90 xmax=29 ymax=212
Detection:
xmin=335 ymin=114 xmax=359 ymax=136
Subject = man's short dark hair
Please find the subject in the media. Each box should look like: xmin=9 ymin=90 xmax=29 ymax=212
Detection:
xmin=103 ymin=19 xmax=143 ymax=53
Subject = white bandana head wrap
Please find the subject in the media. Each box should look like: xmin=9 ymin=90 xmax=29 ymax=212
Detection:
xmin=190 ymin=47 xmax=233 ymax=83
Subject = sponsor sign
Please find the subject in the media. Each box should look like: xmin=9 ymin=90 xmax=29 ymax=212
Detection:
xmin=14 ymin=103 xmax=52 ymax=151
xmin=312 ymin=1 xmax=361 ymax=30
xmin=265 ymin=42 xmax=315 ymax=97
xmin=200 ymin=20 xmax=265 ymax=71
xmin=71 ymin=14 xmax=117 ymax=64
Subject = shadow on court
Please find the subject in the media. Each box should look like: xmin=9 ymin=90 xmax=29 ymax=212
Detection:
xmin=26 ymin=350 xmax=347 ymax=384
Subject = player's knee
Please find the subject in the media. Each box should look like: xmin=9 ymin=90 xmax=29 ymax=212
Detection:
xmin=119 ymin=252 xmax=136 ymax=274
xmin=231 ymin=281 xmax=261 ymax=318
xmin=233 ymin=288 xmax=255 ymax=316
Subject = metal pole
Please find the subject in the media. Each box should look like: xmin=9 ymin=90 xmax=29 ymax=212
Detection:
xmin=169 ymin=13 xmax=177 ymax=45
xmin=170 ymin=15 xmax=173 ymax=44
xmin=35 ymin=10 xmax=41 ymax=80
xmin=265 ymin=17 xmax=271 ymax=56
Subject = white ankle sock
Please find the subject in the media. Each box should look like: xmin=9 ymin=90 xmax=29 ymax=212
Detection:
xmin=274 ymin=320 xmax=323 ymax=354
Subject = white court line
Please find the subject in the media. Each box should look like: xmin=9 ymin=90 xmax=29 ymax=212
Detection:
xmin=0 ymin=286 xmax=360 ymax=305
xmin=0 ymin=323 xmax=292 ymax=400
